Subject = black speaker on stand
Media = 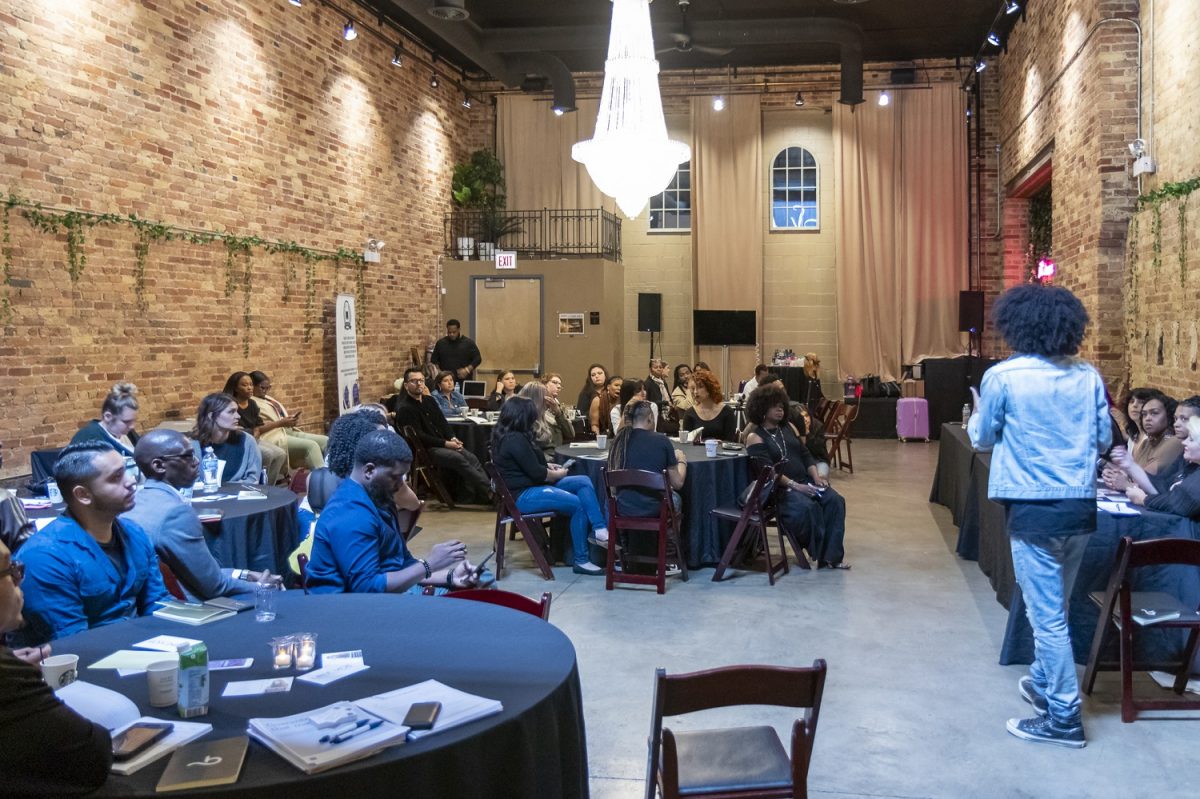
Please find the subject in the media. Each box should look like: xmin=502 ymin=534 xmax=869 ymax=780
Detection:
xmin=959 ymin=290 xmax=984 ymax=409
xmin=638 ymin=292 xmax=662 ymax=361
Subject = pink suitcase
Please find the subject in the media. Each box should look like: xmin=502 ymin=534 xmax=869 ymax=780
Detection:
xmin=896 ymin=397 xmax=930 ymax=442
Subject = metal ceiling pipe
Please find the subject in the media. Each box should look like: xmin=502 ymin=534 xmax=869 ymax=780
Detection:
xmin=501 ymin=53 xmax=578 ymax=112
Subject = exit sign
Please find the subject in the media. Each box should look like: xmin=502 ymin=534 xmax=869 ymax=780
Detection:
xmin=495 ymin=250 xmax=517 ymax=270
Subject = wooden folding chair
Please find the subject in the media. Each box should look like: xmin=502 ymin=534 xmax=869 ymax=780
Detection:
xmin=398 ymin=424 xmax=456 ymax=508
xmin=296 ymin=552 xmax=310 ymax=595
xmin=485 ymin=462 xmax=557 ymax=580
xmin=824 ymin=402 xmax=859 ymax=473
xmin=1082 ymin=535 xmax=1200 ymax=722
xmin=601 ymin=467 xmax=688 ymax=594
xmin=444 ymin=588 xmax=553 ymax=620
xmin=710 ymin=461 xmax=788 ymax=585
xmin=647 ymin=660 xmax=827 ymax=799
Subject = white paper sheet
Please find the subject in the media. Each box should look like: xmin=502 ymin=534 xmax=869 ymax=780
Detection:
xmin=297 ymin=663 xmax=370 ymax=686
xmin=55 ymin=681 xmax=140 ymax=731
xmin=222 ymin=676 xmax=295 ymax=697
xmin=133 ymin=635 xmax=201 ymax=653
xmin=1098 ymin=500 xmax=1141 ymax=516
xmin=34 ymin=517 xmax=54 ymax=530
xmin=90 ymin=650 xmax=179 ymax=672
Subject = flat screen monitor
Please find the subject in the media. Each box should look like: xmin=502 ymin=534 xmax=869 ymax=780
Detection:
xmin=461 ymin=380 xmax=487 ymax=398
xmin=692 ymin=310 xmax=757 ymax=346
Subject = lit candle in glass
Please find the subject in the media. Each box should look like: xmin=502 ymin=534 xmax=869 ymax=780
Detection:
xmin=271 ymin=637 xmax=293 ymax=669
xmin=295 ymin=633 xmax=317 ymax=670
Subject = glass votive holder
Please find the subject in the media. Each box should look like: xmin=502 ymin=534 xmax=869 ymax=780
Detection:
xmin=294 ymin=633 xmax=318 ymax=671
xmin=270 ymin=636 xmax=295 ymax=670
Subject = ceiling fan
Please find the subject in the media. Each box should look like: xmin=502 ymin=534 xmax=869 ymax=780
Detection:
xmin=656 ymin=0 xmax=734 ymax=58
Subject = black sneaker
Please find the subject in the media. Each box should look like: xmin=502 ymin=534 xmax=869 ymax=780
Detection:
xmin=1018 ymin=676 xmax=1048 ymax=717
xmin=1005 ymin=716 xmax=1086 ymax=749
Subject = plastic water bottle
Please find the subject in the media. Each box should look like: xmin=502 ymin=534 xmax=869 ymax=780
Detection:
xmin=201 ymin=447 xmax=219 ymax=493
xmin=962 ymin=403 xmax=971 ymax=428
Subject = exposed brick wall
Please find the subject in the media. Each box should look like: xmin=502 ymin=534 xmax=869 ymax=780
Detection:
xmin=0 ymin=0 xmax=484 ymax=478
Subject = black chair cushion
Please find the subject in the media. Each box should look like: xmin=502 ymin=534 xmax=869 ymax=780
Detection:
xmin=670 ymin=725 xmax=791 ymax=795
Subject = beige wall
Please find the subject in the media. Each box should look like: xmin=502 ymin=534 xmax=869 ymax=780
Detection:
xmin=441 ymin=258 xmax=624 ymax=396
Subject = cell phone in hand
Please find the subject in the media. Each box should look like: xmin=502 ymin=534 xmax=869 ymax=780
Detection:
xmin=561 ymin=459 xmax=577 ymax=469
xmin=403 ymin=701 xmax=442 ymax=730
xmin=473 ymin=550 xmax=496 ymax=577
xmin=112 ymin=722 xmax=173 ymax=761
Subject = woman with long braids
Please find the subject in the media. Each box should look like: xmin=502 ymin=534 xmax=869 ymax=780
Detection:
xmin=607 ymin=400 xmax=686 ymax=517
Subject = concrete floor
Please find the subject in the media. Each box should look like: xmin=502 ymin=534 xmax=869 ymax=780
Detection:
xmin=418 ymin=438 xmax=1200 ymax=799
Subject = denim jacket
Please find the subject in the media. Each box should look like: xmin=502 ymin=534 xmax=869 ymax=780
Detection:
xmin=968 ymin=354 xmax=1111 ymax=500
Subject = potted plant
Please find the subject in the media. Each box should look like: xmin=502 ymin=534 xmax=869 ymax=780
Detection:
xmin=451 ymin=149 xmax=506 ymax=260
xmin=476 ymin=207 xmax=523 ymax=261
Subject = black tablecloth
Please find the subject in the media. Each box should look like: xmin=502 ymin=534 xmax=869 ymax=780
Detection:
xmin=447 ymin=419 xmax=496 ymax=464
xmin=929 ymin=424 xmax=974 ymax=529
xmin=845 ymin=397 xmax=898 ymax=439
xmin=772 ymin=366 xmax=823 ymax=408
xmin=554 ymin=443 xmax=751 ymax=569
xmin=27 ymin=484 xmax=300 ymax=577
xmin=58 ymin=593 xmax=589 ymax=798
xmin=1000 ymin=510 xmax=1200 ymax=668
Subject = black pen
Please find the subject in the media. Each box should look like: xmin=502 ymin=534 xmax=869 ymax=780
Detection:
xmin=331 ymin=719 xmax=384 ymax=744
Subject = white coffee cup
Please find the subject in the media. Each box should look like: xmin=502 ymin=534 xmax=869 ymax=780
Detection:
xmin=596 ymin=434 xmax=608 ymax=449
xmin=705 ymin=440 xmax=719 ymax=458
xmin=146 ymin=659 xmax=180 ymax=707
xmin=41 ymin=654 xmax=79 ymax=688
xmin=678 ymin=431 xmax=690 ymax=445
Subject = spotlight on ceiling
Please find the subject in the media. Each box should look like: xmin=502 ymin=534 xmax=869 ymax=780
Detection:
xmin=391 ymin=46 xmax=403 ymax=67
xmin=794 ymin=91 xmax=805 ymax=107
xmin=987 ymin=31 xmax=1001 ymax=47
xmin=342 ymin=19 xmax=357 ymax=41
xmin=975 ymin=60 xmax=987 ymax=73
xmin=553 ymin=107 xmax=565 ymax=117
xmin=428 ymin=0 xmax=469 ymax=21
xmin=878 ymin=90 xmax=890 ymax=107
xmin=430 ymin=72 xmax=439 ymax=89
xmin=462 ymin=92 xmax=472 ymax=109
xmin=712 ymin=95 xmax=725 ymax=112
xmin=1006 ymin=1 xmax=1021 ymax=14
xmin=288 ymin=0 xmax=302 ymax=7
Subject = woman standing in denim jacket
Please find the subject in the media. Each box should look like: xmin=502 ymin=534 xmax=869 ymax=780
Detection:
xmin=967 ymin=284 xmax=1111 ymax=749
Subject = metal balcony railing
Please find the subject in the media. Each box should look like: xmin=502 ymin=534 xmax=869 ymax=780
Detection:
xmin=444 ymin=208 xmax=622 ymax=261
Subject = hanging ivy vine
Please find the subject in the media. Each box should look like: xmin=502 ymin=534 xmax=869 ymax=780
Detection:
xmin=355 ymin=257 xmax=367 ymax=335
xmin=1150 ymin=203 xmax=1163 ymax=272
xmin=0 ymin=190 xmax=366 ymax=339
xmin=1178 ymin=194 xmax=1190 ymax=286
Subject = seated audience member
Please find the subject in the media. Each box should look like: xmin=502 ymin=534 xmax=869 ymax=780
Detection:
xmin=671 ymin=364 xmax=694 ymax=414
xmin=298 ymin=408 xmax=398 ymax=536
xmin=0 ymin=441 xmax=34 ymax=553
xmin=70 ymin=381 xmax=140 ymax=459
xmin=539 ymin=372 xmax=576 ymax=446
xmin=249 ymin=371 xmax=327 ymax=470
xmin=392 ymin=368 xmax=492 ymax=503
xmin=607 ymin=400 xmax=686 ymax=515
xmin=682 ymin=369 xmax=738 ymax=441
xmin=486 ymin=370 xmax=521 ymax=411
xmin=124 ymin=430 xmax=277 ymax=601
xmin=1130 ymin=391 xmax=1182 ymax=474
xmin=0 ymin=538 xmax=113 ymax=794
xmin=189 ymin=393 xmax=264 ymax=483
xmin=745 ymin=383 xmax=848 ymax=569
xmin=1108 ymin=395 xmax=1200 ymax=497
xmin=1118 ymin=387 xmax=1154 ymax=446
xmin=694 ymin=361 xmax=711 ymax=371
xmin=519 ymin=381 xmax=573 ymax=456
xmin=575 ymin=363 xmax=608 ymax=415
xmin=306 ymin=430 xmax=481 ymax=594
xmin=431 ymin=371 xmax=469 ymax=418
xmin=644 ymin=359 xmax=671 ymax=410
xmin=431 ymin=319 xmax=482 ymax=381
xmin=1126 ymin=416 xmax=1200 ymax=518
xmin=19 ymin=442 xmax=169 ymax=643
xmin=223 ymin=372 xmax=288 ymax=484
xmin=611 ymin=379 xmax=658 ymax=432
xmin=589 ymin=375 xmax=623 ymax=437
xmin=493 ymin=398 xmax=607 ymax=573
xmin=741 ymin=364 xmax=770 ymax=396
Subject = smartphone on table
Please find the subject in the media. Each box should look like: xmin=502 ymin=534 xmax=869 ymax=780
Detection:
xmin=112 ymin=721 xmax=174 ymax=761
xmin=403 ymin=701 xmax=442 ymax=730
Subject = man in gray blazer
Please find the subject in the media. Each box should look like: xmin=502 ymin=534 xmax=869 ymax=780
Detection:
xmin=124 ymin=430 xmax=278 ymax=601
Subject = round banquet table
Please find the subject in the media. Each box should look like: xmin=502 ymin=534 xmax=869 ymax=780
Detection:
xmin=446 ymin=418 xmax=496 ymax=464
xmin=554 ymin=442 xmax=751 ymax=569
xmin=27 ymin=483 xmax=301 ymax=579
xmin=58 ymin=592 xmax=589 ymax=798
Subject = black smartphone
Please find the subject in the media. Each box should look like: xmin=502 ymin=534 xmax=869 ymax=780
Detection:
xmin=403 ymin=701 xmax=442 ymax=730
xmin=112 ymin=721 xmax=173 ymax=761
xmin=473 ymin=550 xmax=496 ymax=577
xmin=561 ymin=458 xmax=577 ymax=469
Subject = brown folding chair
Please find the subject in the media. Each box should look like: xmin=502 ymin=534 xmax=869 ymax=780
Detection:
xmin=398 ymin=424 xmax=456 ymax=509
xmin=444 ymin=588 xmax=553 ymax=620
xmin=824 ymin=402 xmax=859 ymax=473
xmin=485 ymin=462 xmax=557 ymax=580
xmin=158 ymin=560 xmax=188 ymax=601
xmin=397 ymin=501 xmax=425 ymax=543
xmin=646 ymin=660 xmax=827 ymax=799
xmin=710 ymin=461 xmax=788 ymax=585
xmin=296 ymin=552 xmax=310 ymax=594
xmin=601 ymin=467 xmax=688 ymax=594
xmin=818 ymin=399 xmax=841 ymax=429
xmin=1082 ymin=536 xmax=1200 ymax=722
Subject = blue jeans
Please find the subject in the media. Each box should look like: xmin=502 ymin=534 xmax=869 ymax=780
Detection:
xmin=517 ymin=476 xmax=607 ymax=567
xmin=1009 ymin=532 xmax=1090 ymax=725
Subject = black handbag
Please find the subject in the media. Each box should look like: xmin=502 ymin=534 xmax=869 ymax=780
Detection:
xmin=860 ymin=374 xmax=882 ymax=398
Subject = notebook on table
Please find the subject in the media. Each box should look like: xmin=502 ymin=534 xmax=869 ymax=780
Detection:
xmin=156 ymin=736 xmax=249 ymax=792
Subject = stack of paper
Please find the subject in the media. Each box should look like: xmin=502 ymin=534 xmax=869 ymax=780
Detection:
xmin=152 ymin=600 xmax=236 ymax=626
xmin=355 ymin=679 xmax=502 ymax=741
xmin=248 ymin=702 xmax=407 ymax=774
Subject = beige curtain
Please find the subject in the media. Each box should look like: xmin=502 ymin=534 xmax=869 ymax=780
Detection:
xmin=497 ymin=95 xmax=615 ymax=212
xmin=834 ymin=84 xmax=967 ymax=381
xmin=691 ymin=95 xmax=763 ymax=383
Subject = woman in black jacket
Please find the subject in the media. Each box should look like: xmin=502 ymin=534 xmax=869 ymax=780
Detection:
xmin=1126 ymin=416 xmax=1200 ymax=518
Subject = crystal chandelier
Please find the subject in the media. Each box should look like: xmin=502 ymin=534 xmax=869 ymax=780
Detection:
xmin=572 ymin=0 xmax=690 ymax=219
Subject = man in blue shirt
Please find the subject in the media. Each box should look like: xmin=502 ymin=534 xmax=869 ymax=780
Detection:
xmin=306 ymin=430 xmax=483 ymax=594
xmin=19 ymin=441 xmax=169 ymax=643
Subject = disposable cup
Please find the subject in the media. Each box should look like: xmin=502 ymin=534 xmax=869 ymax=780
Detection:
xmin=705 ymin=440 xmax=719 ymax=458
xmin=146 ymin=659 xmax=179 ymax=707
xmin=40 ymin=654 xmax=79 ymax=689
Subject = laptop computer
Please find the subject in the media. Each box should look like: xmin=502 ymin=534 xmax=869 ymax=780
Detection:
xmin=461 ymin=380 xmax=486 ymax=399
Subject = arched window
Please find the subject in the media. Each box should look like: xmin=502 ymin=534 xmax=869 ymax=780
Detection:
xmin=770 ymin=147 xmax=819 ymax=230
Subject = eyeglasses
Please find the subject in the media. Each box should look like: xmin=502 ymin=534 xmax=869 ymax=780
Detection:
xmin=407 ymin=378 xmax=425 ymax=385
xmin=0 ymin=560 xmax=24 ymax=587
xmin=161 ymin=452 xmax=199 ymax=463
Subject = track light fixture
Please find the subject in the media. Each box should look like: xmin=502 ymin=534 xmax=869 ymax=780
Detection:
xmin=712 ymin=95 xmax=725 ymax=112
xmin=794 ymin=91 xmax=805 ymax=107
xmin=1006 ymin=1 xmax=1021 ymax=14
xmin=430 ymin=71 xmax=439 ymax=88
xmin=878 ymin=90 xmax=890 ymax=107
xmin=462 ymin=92 xmax=471 ymax=109
xmin=975 ymin=59 xmax=987 ymax=73
xmin=288 ymin=0 xmax=302 ymax=6
xmin=391 ymin=45 xmax=403 ymax=67
xmin=342 ymin=19 xmax=357 ymax=41
xmin=987 ymin=31 xmax=1001 ymax=47
xmin=553 ymin=107 xmax=566 ymax=116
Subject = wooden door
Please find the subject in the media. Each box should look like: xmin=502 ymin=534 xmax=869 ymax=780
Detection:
xmin=472 ymin=276 xmax=543 ymax=379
